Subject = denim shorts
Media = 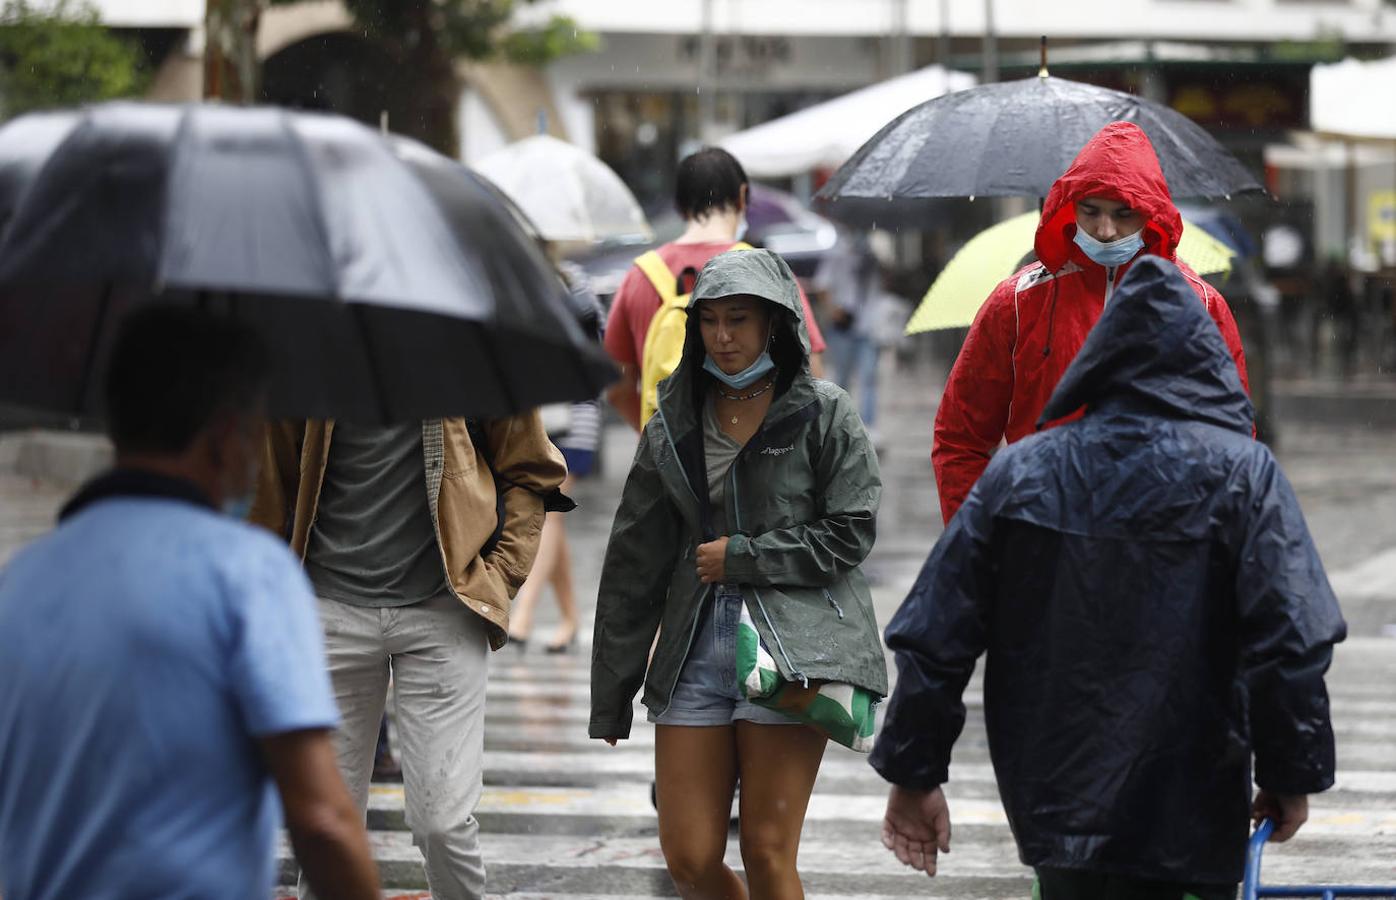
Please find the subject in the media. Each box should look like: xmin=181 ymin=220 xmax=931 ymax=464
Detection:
xmin=648 ymin=585 xmax=796 ymax=728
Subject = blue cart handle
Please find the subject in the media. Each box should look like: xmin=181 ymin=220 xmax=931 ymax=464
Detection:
xmin=1243 ymin=819 xmax=1277 ymax=900
xmin=1245 ymin=817 xmax=1396 ymax=899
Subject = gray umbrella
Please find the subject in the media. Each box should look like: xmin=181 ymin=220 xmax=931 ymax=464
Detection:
xmin=817 ymin=75 xmax=1263 ymax=217
xmin=0 ymin=102 xmax=615 ymax=423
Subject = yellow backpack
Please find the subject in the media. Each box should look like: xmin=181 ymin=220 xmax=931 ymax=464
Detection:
xmin=634 ymin=242 xmax=751 ymax=425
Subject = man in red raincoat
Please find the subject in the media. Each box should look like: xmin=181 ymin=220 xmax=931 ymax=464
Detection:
xmin=932 ymin=122 xmax=1249 ymax=524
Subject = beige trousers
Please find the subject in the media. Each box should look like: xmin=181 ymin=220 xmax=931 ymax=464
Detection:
xmin=299 ymin=593 xmax=489 ymax=900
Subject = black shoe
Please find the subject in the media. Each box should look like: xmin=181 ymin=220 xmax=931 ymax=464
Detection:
xmin=544 ymin=632 xmax=577 ymax=654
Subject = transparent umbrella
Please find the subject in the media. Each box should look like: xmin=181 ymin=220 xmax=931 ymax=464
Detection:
xmin=475 ymin=134 xmax=652 ymax=244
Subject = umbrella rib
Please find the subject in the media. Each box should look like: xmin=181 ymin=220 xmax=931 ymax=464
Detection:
xmin=275 ymin=109 xmax=341 ymax=297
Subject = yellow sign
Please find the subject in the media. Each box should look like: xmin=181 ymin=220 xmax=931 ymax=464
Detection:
xmin=1371 ymin=190 xmax=1396 ymax=242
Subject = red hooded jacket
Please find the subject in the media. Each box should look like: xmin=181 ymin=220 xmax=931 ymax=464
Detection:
xmin=932 ymin=122 xmax=1250 ymax=524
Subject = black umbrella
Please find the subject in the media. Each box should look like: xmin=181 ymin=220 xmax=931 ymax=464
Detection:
xmin=817 ymin=75 xmax=1263 ymax=215
xmin=0 ymin=102 xmax=616 ymax=424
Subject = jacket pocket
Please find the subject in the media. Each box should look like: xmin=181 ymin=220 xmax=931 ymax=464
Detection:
xmin=758 ymin=584 xmax=871 ymax=672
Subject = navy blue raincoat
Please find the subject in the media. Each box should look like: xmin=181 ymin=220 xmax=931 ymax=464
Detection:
xmin=870 ymin=257 xmax=1346 ymax=884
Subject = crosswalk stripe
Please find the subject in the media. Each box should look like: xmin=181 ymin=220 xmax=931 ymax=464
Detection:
xmin=365 ymin=781 xmax=1396 ymax=836
xmin=278 ymin=636 xmax=1396 ymax=896
xmin=279 ymin=830 xmax=1396 ymax=894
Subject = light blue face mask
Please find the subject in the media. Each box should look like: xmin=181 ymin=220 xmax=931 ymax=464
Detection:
xmin=1074 ymin=227 xmax=1145 ymax=267
xmin=704 ymin=350 xmax=776 ymax=390
xmin=733 ymin=212 xmax=749 ymax=243
xmin=222 ymin=494 xmax=253 ymax=521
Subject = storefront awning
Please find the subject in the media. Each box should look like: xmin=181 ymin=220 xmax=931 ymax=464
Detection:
xmin=719 ymin=65 xmax=977 ymax=179
xmin=1311 ymin=56 xmax=1396 ymax=141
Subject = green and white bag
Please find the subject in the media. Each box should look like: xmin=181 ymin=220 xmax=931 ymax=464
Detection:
xmin=736 ymin=602 xmax=879 ymax=753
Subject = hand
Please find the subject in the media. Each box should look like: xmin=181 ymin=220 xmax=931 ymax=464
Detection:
xmin=1253 ymin=789 xmax=1308 ymax=842
xmin=882 ymin=785 xmax=952 ymax=877
xmin=603 ymin=738 xmax=620 ymax=747
xmin=696 ymin=537 xmax=729 ymax=584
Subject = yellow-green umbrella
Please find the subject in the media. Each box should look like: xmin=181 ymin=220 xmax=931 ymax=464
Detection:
xmin=905 ymin=212 xmax=1235 ymax=334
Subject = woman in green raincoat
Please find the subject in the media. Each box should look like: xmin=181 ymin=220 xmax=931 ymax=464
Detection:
xmin=590 ymin=248 xmax=887 ymax=899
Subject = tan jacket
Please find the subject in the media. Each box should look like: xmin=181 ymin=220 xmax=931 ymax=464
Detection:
xmin=249 ymin=415 xmax=567 ymax=650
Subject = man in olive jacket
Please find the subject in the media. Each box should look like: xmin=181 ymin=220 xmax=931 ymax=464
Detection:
xmin=251 ymin=414 xmax=566 ymax=900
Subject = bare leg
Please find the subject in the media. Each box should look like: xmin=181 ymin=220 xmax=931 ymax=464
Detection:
xmin=734 ymin=722 xmax=827 ymax=900
xmin=655 ymin=725 xmax=747 ymax=900
xmin=507 ymin=476 xmax=571 ymax=643
xmin=545 ymin=485 xmax=579 ymax=648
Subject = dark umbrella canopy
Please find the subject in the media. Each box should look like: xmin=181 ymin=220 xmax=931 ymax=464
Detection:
xmin=817 ymin=75 xmax=1263 ymax=212
xmin=0 ymin=102 xmax=615 ymax=424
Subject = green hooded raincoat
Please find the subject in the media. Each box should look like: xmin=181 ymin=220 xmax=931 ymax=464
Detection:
xmin=589 ymin=249 xmax=888 ymax=740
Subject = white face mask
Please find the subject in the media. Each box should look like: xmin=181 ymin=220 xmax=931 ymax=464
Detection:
xmin=734 ymin=213 xmax=749 ymax=243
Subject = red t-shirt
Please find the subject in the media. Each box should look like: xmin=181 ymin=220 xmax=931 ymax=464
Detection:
xmin=604 ymin=240 xmax=827 ymax=367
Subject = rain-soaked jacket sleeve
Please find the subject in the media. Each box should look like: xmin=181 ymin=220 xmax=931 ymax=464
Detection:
xmin=589 ymin=432 xmax=683 ymax=740
xmin=723 ymin=392 xmax=880 ymax=587
xmin=1235 ymin=455 xmax=1346 ymax=795
xmin=1189 ymin=274 xmax=1251 ymax=398
xmin=1207 ymin=295 xmax=1250 ymax=397
xmin=869 ymin=467 xmax=999 ymax=789
xmin=932 ymin=282 xmax=1017 ymax=525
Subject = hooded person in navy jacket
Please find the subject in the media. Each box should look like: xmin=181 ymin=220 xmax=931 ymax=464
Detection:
xmin=872 ymin=257 xmax=1345 ymax=899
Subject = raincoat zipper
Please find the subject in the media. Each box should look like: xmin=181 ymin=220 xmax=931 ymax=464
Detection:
xmin=655 ymin=410 xmax=713 ymax=716
xmin=728 ymin=437 xmax=808 ymax=686
xmin=823 ymin=589 xmax=844 ymax=619
xmin=657 ymin=411 xmax=702 ymax=510
xmin=1105 ymin=266 xmax=1117 ymax=304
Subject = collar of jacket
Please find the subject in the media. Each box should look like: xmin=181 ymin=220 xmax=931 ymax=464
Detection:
xmin=1057 ymin=251 xmax=1147 ymax=295
xmin=656 ymin=374 xmax=822 ymax=540
xmin=60 ymin=467 xmax=215 ymax=522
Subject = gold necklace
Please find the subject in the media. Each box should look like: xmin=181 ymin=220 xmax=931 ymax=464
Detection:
xmin=717 ymin=377 xmax=774 ymax=425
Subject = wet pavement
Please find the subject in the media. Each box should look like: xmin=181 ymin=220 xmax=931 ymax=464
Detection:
xmin=3 ymin=357 xmax=1395 ymax=897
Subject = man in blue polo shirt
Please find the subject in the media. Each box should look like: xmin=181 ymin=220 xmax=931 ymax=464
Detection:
xmin=0 ymin=307 xmax=380 ymax=899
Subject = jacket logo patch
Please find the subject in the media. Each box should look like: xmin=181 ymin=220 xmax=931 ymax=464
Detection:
xmin=761 ymin=445 xmax=795 ymax=457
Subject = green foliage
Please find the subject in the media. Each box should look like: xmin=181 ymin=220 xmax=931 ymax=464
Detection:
xmin=501 ymin=14 xmax=598 ymax=67
xmin=323 ymin=0 xmax=593 ymax=65
xmin=1267 ymin=36 xmax=1347 ymax=64
xmin=0 ymin=0 xmax=146 ymax=119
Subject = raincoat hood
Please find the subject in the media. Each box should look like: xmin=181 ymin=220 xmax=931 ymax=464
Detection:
xmin=1039 ymin=256 xmax=1252 ymax=433
xmin=686 ymin=246 xmax=811 ymax=356
xmin=656 ymin=248 xmax=812 ymax=418
xmin=1034 ymin=122 xmax=1183 ymax=272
